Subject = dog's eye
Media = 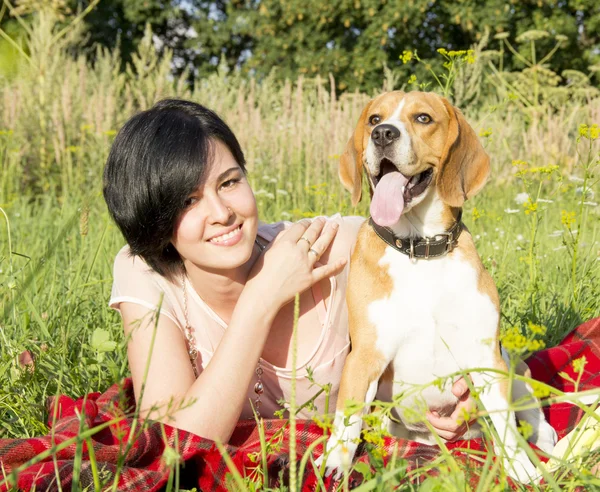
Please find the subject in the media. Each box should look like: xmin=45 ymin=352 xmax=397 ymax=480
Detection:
xmin=369 ymin=114 xmax=381 ymax=125
xmin=416 ymin=113 xmax=432 ymax=124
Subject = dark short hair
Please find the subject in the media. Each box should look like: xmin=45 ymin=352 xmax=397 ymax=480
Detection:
xmin=103 ymin=99 xmax=246 ymax=279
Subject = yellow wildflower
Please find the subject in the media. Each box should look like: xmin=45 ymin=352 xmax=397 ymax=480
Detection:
xmin=531 ymin=381 xmax=551 ymax=399
xmin=408 ymin=74 xmax=417 ymax=84
xmin=523 ymin=198 xmax=538 ymax=215
xmin=561 ymin=210 xmax=576 ymax=228
xmin=527 ymin=165 xmax=559 ymax=175
xmin=572 ymin=356 xmax=587 ymax=375
xmin=501 ymin=326 xmax=546 ymax=355
xmin=578 ymin=123 xmax=599 ymax=140
xmin=400 ymin=50 xmax=413 ymax=64
xmin=471 ymin=207 xmax=484 ymax=221
xmin=518 ymin=420 xmax=534 ymax=440
xmin=479 ymin=128 xmax=492 ymax=138
xmin=527 ymin=322 xmax=547 ymax=336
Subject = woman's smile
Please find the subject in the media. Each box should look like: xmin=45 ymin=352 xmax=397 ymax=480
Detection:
xmin=208 ymin=224 xmax=243 ymax=246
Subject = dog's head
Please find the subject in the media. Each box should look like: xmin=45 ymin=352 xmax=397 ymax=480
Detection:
xmin=340 ymin=91 xmax=490 ymax=226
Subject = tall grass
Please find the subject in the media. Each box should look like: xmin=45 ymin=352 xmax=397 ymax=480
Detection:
xmin=0 ymin=5 xmax=599 ymax=490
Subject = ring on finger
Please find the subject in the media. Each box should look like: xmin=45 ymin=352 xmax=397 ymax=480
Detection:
xmin=298 ymin=236 xmax=312 ymax=247
xmin=308 ymin=248 xmax=320 ymax=258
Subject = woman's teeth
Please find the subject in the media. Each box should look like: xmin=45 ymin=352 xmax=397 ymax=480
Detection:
xmin=210 ymin=225 xmax=241 ymax=243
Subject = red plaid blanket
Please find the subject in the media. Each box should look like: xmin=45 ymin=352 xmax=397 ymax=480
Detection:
xmin=2 ymin=317 xmax=600 ymax=491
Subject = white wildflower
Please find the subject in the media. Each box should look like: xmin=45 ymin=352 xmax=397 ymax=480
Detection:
xmin=276 ymin=189 xmax=289 ymax=196
xmin=514 ymin=192 xmax=529 ymax=204
xmin=575 ymin=187 xmax=594 ymax=198
xmin=584 ymin=202 xmax=598 ymax=207
xmin=569 ymin=176 xmax=584 ymax=183
xmin=516 ymin=234 xmax=524 ymax=241
xmin=548 ymin=230 xmax=563 ymax=238
xmin=505 ymin=208 xmax=520 ymax=214
xmin=537 ymin=199 xmax=554 ymax=203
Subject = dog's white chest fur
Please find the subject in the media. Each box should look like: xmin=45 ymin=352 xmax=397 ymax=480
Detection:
xmin=369 ymin=246 xmax=498 ymax=430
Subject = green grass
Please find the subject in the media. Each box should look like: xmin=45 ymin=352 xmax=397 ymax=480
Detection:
xmin=1 ymin=118 xmax=599 ymax=491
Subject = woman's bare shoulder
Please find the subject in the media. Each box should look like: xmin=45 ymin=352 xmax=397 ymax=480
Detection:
xmin=259 ymin=215 xmax=365 ymax=252
xmin=328 ymin=214 xmax=366 ymax=252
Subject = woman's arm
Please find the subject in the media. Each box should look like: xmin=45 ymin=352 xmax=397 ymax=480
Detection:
xmin=121 ymin=285 xmax=278 ymax=442
xmin=123 ymin=218 xmax=347 ymax=442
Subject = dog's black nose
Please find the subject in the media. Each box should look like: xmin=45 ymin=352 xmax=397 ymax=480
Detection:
xmin=372 ymin=124 xmax=400 ymax=147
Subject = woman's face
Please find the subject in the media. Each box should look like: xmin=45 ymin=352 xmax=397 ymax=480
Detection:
xmin=172 ymin=139 xmax=258 ymax=273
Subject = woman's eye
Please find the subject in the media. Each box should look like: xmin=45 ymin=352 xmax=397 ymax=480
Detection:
xmin=416 ymin=113 xmax=432 ymax=124
xmin=184 ymin=197 xmax=198 ymax=208
xmin=369 ymin=114 xmax=381 ymax=125
xmin=220 ymin=178 xmax=240 ymax=189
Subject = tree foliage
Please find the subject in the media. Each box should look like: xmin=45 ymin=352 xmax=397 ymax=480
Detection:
xmin=185 ymin=0 xmax=599 ymax=91
xmin=2 ymin=0 xmax=599 ymax=91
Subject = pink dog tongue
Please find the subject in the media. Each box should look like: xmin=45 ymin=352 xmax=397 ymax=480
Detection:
xmin=370 ymin=172 xmax=409 ymax=227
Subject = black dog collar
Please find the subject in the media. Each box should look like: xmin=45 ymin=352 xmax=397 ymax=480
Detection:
xmin=369 ymin=211 xmax=464 ymax=261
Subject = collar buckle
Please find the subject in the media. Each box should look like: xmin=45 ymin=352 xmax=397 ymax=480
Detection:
xmin=435 ymin=230 xmax=457 ymax=254
xmin=409 ymin=238 xmax=416 ymax=263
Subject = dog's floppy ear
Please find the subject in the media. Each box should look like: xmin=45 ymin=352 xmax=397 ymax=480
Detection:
xmin=437 ymin=98 xmax=490 ymax=207
xmin=339 ymin=100 xmax=373 ymax=206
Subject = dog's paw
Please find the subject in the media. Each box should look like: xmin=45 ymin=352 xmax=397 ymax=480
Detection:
xmin=532 ymin=421 xmax=558 ymax=455
xmin=504 ymin=452 xmax=539 ymax=484
xmin=315 ymin=442 xmax=356 ymax=481
xmin=314 ymin=454 xmax=342 ymax=481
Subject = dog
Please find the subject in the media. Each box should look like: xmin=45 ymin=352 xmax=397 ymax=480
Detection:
xmin=320 ymin=91 xmax=557 ymax=482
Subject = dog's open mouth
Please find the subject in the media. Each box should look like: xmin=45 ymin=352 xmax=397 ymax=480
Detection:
xmin=404 ymin=167 xmax=433 ymax=202
xmin=373 ymin=158 xmax=433 ymax=203
xmin=370 ymin=158 xmax=434 ymax=226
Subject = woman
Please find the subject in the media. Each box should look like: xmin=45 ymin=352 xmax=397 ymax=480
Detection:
xmin=103 ymin=99 xmax=474 ymax=443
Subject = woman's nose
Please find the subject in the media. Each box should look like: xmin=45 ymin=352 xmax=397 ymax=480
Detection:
xmin=207 ymin=195 xmax=232 ymax=224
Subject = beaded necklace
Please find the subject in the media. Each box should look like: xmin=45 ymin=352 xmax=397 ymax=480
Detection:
xmin=181 ymin=238 xmax=266 ymax=416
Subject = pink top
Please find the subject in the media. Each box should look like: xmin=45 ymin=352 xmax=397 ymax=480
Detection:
xmin=109 ymin=215 xmax=365 ymax=420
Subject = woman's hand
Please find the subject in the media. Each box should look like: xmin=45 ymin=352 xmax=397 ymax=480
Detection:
xmin=247 ymin=218 xmax=347 ymax=309
xmin=426 ymin=377 xmax=478 ymax=441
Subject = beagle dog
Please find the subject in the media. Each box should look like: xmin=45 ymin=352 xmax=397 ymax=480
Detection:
xmin=321 ymin=91 xmax=557 ymax=482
